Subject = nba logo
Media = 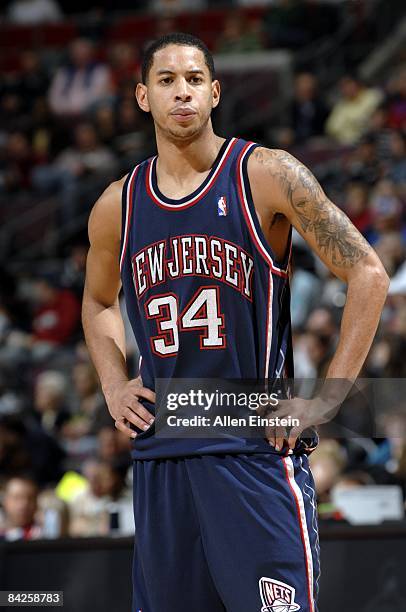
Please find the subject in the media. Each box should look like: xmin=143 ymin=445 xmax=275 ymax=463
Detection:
xmin=259 ymin=577 xmax=301 ymax=611
xmin=217 ymin=196 xmax=228 ymax=216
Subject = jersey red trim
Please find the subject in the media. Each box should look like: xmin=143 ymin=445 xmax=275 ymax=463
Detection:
xmin=236 ymin=143 xmax=290 ymax=279
xmin=120 ymin=164 xmax=140 ymax=271
xmin=146 ymin=138 xmax=238 ymax=210
xmin=282 ymin=457 xmax=315 ymax=612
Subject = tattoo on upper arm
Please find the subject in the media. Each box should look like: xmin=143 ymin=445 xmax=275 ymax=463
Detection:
xmin=253 ymin=148 xmax=370 ymax=268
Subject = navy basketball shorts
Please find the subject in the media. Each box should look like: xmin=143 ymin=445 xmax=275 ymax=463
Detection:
xmin=132 ymin=452 xmax=320 ymax=612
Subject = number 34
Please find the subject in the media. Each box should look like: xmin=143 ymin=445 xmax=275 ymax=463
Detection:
xmin=145 ymin=286 xmax=226 ymax=356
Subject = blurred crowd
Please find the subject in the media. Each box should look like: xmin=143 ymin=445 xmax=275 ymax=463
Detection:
xmin=0 ymin=0 xmax=406 ymax=541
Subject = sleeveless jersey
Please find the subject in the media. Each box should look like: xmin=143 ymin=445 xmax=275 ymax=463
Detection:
xmin=119 ymin=137 xmax=315 ymax=460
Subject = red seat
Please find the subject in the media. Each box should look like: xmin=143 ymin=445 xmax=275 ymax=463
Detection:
xmin=107 ymin=16 xmax=155 ymax=45
xmin=37 ymin=22 xmax=77 ymax=47
xmin=195 ymin=9 xmax=230 ymax=33
xmin=0 ymin=25 xmax=36 ymax=47
xmin=242 ymin=7 xmax=267 ymax=20
xmin=0 ymin=50 xmax=22 ymax=74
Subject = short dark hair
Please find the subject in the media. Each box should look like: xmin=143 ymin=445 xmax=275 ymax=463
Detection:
xmin=141 ymin=32 xmax=215 ymax=84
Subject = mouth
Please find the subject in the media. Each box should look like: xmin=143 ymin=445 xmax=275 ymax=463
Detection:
xmin=170 ymin=108 xmax=197 ymax=122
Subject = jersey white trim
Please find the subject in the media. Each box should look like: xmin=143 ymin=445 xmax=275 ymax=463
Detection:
xmin=147 ymin=138 xmax=237 ymax=209
xmin=264 ymin=268 xmax=273 ymax=379
xmin=283 ymin=456 xmax=315 ymax=612
xmin=237 ymin=145 xmax=289 ymax=277
xmin=119 ymin=165 xmax=139 ymax=272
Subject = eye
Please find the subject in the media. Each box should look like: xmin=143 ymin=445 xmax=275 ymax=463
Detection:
xmin=190 ymin=76 xmax=203 ymax=84
xmin=160 ymin=77 xmax=173 ymax=85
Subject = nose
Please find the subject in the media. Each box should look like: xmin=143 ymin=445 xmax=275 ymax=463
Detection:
xmin=175 ymin=78 xmax=192 ymax=102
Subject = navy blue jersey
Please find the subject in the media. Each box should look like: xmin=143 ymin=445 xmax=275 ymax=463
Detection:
xmin=119 ymin=137 xmax=315 ymax=459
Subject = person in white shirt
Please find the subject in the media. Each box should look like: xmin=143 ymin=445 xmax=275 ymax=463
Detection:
xmin=48 ymin=38 xmax=113 ymax=118
xmin=7 ymin=0 xmax=62 ymax=24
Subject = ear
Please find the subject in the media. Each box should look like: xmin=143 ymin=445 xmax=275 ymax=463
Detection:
xmin=136 ymin=83 xmax=150 ymax=113
xmin=212 ymin=79 xmax=221 ymax=109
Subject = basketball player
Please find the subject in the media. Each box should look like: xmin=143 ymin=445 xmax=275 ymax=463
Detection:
xmin=82 ymin=33 xmax=389 ymax=612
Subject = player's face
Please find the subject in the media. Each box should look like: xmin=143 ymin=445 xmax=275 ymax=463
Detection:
xmin=136 ymin=44 xmax=220 ymax=141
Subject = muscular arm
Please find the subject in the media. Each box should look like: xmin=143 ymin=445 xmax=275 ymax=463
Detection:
xmin=248 ymin=147 xmax=390 ymax=380
xmin=82 ymin=178 xmax=154 ymax=437
xmin=82 ymin=179 xmax=128 ymax=392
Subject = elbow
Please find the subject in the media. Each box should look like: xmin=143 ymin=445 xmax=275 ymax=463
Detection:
xmin=350 ymin=259 xmax=390 ymax=297
xmin=374 ymin=261 xmax=390 ymax=293
xmin=365 ymin=261 xmax=390 ymax=297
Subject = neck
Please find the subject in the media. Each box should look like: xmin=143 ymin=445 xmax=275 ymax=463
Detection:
xmin=154 ymin=122 xmax=225 ymax=183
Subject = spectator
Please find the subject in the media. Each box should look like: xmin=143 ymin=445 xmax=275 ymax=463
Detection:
xmin=149 ymin=0 xmax=207 ymax=15
xmin=216 ymin=14 xmax=264 ymax=54
xmin=309 ymin=440 xmax=347 ymax=505
xmin=7 ymin=0 xmax=62 ymax=24
xmin=330 ymin=471 xmax=375 ymax=504
xmin=367 ymin=179 xmax=405 ymax=246
xmin=93 ymin=104 xmax=116 ymax=148
xmin=37 ymin=487 xmax=69 ymax=538
xmin=290 ymin=72 xmax=329 ymax=145
xmin=0 ymin=132 xmax=37 ymax=193
xmin=31 ymin=275 xmax=81 ymax=352
xmin=60 ymin=242 xmax=88 ymax=298
xmin=366 ymin=105 xmax=395 ymax=161
xmin=54 ymin=121 xmax=117 ymax=179
xmin=325 ymin=75 xmax=383 ymax=145
xmin=306 ymin=306 xmax=338 ymax=341
xmin=290 ymin=236 xmax=322 ymax=330
xmin=386 ymin=66 xmax=406 ymax=131
xmin=69 ymin=458 xmax=133 ymax=536
xmin=109 ymin=43 xmax=140 ymax=91
xmin=302 ymin=330 xmax=332 ymax=378
xmin=263 ymin=0 xmax=309 ymax=49
xmin=386 ymin=132 xmax=406 ymax=193
xmin=32 ymin=122 xmax=118 ymax=224
xmin=48 ymin=38 xmax=113 ymax=117
xmin=62 ymin=362 xmax=110 ymax=439
xmin=0 ymin=414 xmax=65 ymax=486
xmin=237 ymin=0 xmax=275 ymax=5
xmin=153 ymin=15 xmax=177 ymax=41
xmin=114 ymin=99 xmax=149 ymax=167
xmin=343 ymin=135 xmax=383 ymax=187
xmin=0 ymin=418 xmax=32 ymax=485
xmin=10 ymin=51 xmax=50 ymax=115
xmin=388 ymin=261 xmax=406 ymax=297
xmin=0 ymin=476 xmax=42 ymax=541
xmin=374 ymin=232 xmax=404 ymax=276
xmin=61 ymin=241 xmax=89 ymax=300
xmin=97 ymin=426 xmax=132 ymax=465
xmin=0 ymin=371 xmax=23 ymax=415
xmin=343 ymin=182 xmax=372 ymax=235
xmin=33 ymin=370 xmax=70 ymax=436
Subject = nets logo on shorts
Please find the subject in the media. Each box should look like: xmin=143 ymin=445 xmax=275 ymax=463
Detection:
xmin=259 ymin=577 xmax=301 ymax=612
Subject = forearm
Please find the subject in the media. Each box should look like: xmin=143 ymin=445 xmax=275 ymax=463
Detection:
xmin=317 ymin=265 xmax=389 ymax=416
xmin=82 ymin=291 xmax=129 ymax=396
xmin=326 ymin=268 xmax=389 ymax=379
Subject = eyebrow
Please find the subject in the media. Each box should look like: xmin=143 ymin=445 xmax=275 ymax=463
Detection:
xmin=156 ymin=69 xmax=205 ymax=76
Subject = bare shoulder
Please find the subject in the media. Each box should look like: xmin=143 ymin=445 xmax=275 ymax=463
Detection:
xmin=249 ymin=146 xmax=373 ymax=271
xmin=247 ymin=146 xmax=324 ymax=211
xmin=88 ymin=174 xmax=128 ymax=249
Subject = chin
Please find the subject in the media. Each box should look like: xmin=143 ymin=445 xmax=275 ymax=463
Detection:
xmin=168 ymin=126 xmax=201 ymax=141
